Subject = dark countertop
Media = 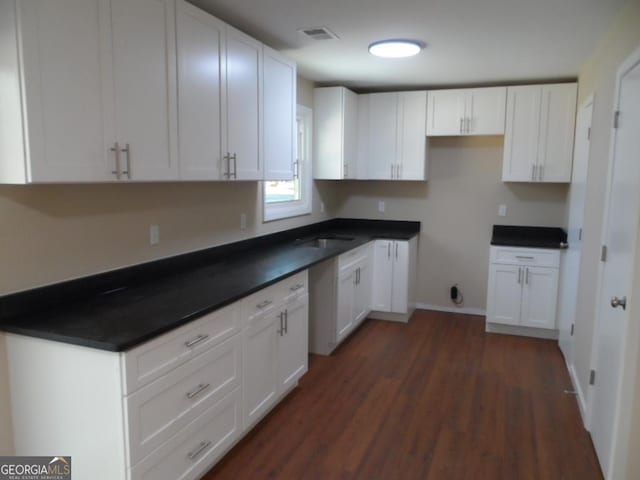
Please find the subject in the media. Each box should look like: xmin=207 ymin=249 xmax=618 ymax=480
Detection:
xmin=0 ymin=219 xmax=420 ymax=352
xmin=491 ymin=225 xmax=568 ymax=249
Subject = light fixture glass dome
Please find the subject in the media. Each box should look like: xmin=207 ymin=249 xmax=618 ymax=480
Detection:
xmin=368 ymin=39 xmax=424 ymax=58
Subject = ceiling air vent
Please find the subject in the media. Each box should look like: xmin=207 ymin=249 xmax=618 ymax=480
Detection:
xmin=299 ymin=27 xmax=339 ymax=41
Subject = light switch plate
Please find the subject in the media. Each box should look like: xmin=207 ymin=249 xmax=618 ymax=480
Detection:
xmin=150 ymin=225 xmax=160 ymax=245
xmin=378 ymin=201 xmax=386 ymax=213
xmin=498 ymin=204 xmax=507 ymax=217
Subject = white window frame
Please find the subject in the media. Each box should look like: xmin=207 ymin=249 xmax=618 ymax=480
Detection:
xmin=263 ymin=104 xmax=313 ymax=222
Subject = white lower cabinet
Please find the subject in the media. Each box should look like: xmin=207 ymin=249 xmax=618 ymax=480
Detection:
xmin=486 ymin=247 xmax=560 ymax=332
xmin=5 ymin=271 xmax=309 ymax=480
xmin=371 ymin=238 xmax=417 ymax=319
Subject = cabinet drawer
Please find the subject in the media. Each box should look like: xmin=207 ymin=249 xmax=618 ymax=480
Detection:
xmin=280 ymin=270 xmax=308 ymax=302
xmin=338 ymin=243 xmax=371 ymax=272
xmin=490 ymin=246 xmax=560 ymax=268
xmin=123 ymin=302 xmax=241 ymax=394
xmin=130 ymin=387 xmax=242 ymax=480
xmin=241 ymin=283 xmax=280 ymax=326
xmin=126 ymin=335 xmax=242 ymax=466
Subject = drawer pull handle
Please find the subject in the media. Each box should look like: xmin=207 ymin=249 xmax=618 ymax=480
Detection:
xmin=290 ymin=284 xmax=304 ymax=292
xmin=185 ymin=334 xmax=209 ymax=348
xmin=186 ymin=383 xmax=210 ymax=399
xmin=256 ymin=300 xmax=272 ymax=309
xmin=515 ymin=256 xmax=535 ymax=260
xmin=187 ymin=440 xmax=212 ymax=460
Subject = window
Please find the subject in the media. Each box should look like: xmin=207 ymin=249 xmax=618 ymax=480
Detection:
xmin=263 ymin=105 xmax=312 ymax=221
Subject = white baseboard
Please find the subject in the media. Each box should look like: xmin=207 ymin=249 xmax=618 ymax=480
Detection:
xmin=415 ymin=303 xmax=486 ymax=317
xmin=485 ymin=322 xmax=558 ymax=340
xmin=569 ymin=364 xmax=589 ymax=429
xmin=369 ymin=309 xmax=414 ymax=323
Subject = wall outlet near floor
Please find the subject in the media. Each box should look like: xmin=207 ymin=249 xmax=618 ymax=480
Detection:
xmin=498 ymin=204 xmax=507 ymax=217
xmin=240 ymin=213 xmax=247 ymax=231
xmin=149 ymin=224 xmax=160 ymax=246
xmin=378 ymin=200 xmax=386 ymax=213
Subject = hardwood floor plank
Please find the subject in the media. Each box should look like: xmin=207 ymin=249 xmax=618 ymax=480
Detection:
xmin=204 ymin=310 xmax=603 ymax=480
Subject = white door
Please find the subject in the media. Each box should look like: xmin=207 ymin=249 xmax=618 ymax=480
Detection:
xmin=371 ymin=240 xmax=393 ymax=311
xmin=520 ymin=267 xmax=559 ymax=329
xmin=277 ymin=294 xmax=308 ymax=393
xmin=590 ymin=56 xmax=640 ymax=479
xmin=243 ymin=309 xmax=278 ymax=427
xmin=537 ymin=84 xmax=578 ymax=182
xmin=368 ymin=93 xmax=398 ymax=179
xmin=558 ymin=97 xmax=594 ymax=362
xmin=353 ymin=259 xmax=372 ymax=326
xmin=398 ymin=91 xmax=427 ymax=180
xmin=263 ymin=46 xmax=295 ymax=181
xmin=176 ymin=1 xmax=223 ymax=181
xmin=502 ymin=86 xmax=541 ymax=182
xmin=426 ymin=90 xmax=465 ymax=136
xmin=336 ymin=268 xmax=356 ymax=343
xmin=18 ymin=0 xmax=114 ymax=182
xmin=467 ymin=87 xmax=506 ymax=135
xmin=111 ymin=0 xmax=178 ymax=181
xmin=391 ymin=241 xmax=410 ymax=313
xmin=486 ymin=264 xmax=522 ymax=325
xmin=224 ymin=26 xmax=262 ymax=180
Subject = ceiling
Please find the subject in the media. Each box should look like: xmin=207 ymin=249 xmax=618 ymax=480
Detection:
xmin=190 ymin=0 xmax=625 ymax=90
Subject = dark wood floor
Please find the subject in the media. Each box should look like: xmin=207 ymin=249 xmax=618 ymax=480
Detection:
xmin=204 ymin=310 xmax=602 ymax=480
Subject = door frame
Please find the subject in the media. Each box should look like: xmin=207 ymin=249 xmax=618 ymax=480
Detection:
xmin=586 ymin=43 xmax=640 ymax=480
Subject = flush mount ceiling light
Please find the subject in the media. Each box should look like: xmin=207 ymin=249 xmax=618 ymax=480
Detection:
xmin=368 ymin=39 xmax=424 ymax=58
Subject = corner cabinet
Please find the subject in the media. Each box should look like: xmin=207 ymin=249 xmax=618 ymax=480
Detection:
xmin=502 ymin=83 xmax=577 ymax=183
xmin=6 ymin=271 xmax=309 ymax=480
xmin=313 ymin=87 xmax=359 ymax=179
xmin=486 ymin=246 xmax=560 ymax=334
xmin=426 ymin=87 xmax=506 ymax=136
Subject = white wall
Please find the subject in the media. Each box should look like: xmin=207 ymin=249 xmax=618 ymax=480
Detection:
xmin=569 ymin=1 xmax=640 ymax=478
xmin=331 ymin=136 xmax=568 ymax=311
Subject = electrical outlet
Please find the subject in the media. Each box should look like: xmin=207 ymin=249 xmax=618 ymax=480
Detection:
xmin=149 ymin=224 xmax=160 ymax=246
xmin=378 ymin=200 xmax=386 ymax=213
xmin=498 ymin=204 xmax=507 ymax=217
xmin=240 ymin=213 xmax=247 ymax=231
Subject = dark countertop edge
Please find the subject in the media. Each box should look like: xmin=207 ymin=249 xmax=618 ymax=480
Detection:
xmin=0 ymin=219 xmax=420 ymax=352
xmin=490 ymin=240 xmax=568 ymax=250
xmin=490 ymin=225 xmax=567 ymax=250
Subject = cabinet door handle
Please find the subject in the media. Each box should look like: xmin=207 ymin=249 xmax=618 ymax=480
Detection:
xmin=344 ymin=163 xmax=348 ymax=178
xmin=121 ymin=143 xmax=131 ymax=179
xmin=110 ymin=142 xmax=121 ymax=179
xmin=187 ymin=440 xmax=212 ymax=460
xmin=231 ymin=153 xmax=237 ymax=179
xmin=538 ymin=165 xmax=544 ymax=181
xmin=284 ymin=309 xmax=288 ymax=334
xmin=466 ymin=117 xmax=471 ymax=134
xmin=290 ymin=284 xmax=304 ymax=292
xmin=460 ymin=118 xmax=463 ymax=134
xmin=185 ymin=334 xmax=209 ymax=348
xmin=516 ymin=256 xmax=534 ymax=260
xmin=517 ymin=267 xmax=522 ymax=284
xmin=223 ymin=154 xmax=230 ymax=178
xmin=397 ymin=164 xmax=401 ymax=179
xmin=278 ymin=312 xmax=284 ymax=336
xmin=395 ymin=243 xmax=398 ymax=259
xmin=186 ymin=383 xmax=210 ymax=399
xmin=387 ymin=243 xmax=391 ymax=258
xmin=256 ymin=300 xmax=272 ymax=309
xmin=525 ymin=268 xmax=530 ymax=285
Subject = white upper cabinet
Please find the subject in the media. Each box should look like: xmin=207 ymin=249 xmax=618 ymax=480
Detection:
xmin=313 ymin=87 xmax=358 ymax=179
xmin=426 ymin=87 xmax=506 ymax=136
xmin=0 ymin=0 xmax=114 ymax=183
xmin=224 ymin=26 xmax=262 ymax=180
xmin=398 ymin=91 xmax=428 ymax=180
xmin=111 ymin=0 xmax=179 ymax=181
xmin=176 ymin=0 xmax=224 ymax=181
xmin=263 ymin=46 xmax=296 ymax=181
xmin=368 ymin=93 xmax=399 ymax=180
xmin=502 ymin=83 xmax=577 ymax=183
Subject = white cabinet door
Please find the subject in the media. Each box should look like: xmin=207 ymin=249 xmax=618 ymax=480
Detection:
xmin=243 ymin=308 xmax=278 ymax=427
xmin=356 ymin=94 xmax=370 ymax=179
xmin=486 ymin=264 xmax=523 ymax=325
xmin=398 ymin=91 xmax=427 ymax=180
xmin=391 ymin=241 xmax=410 ymax=314
xmin=537 ymin=84 xmax=577 ymax=182
xmin=368 ymin=93 xmax=398 ymax=179
xmin=263 ymin=46 xmax=296 ymax=181
xmin=277 ymin=294 xmax=308 ymax=393
xmin=426 ymin=90 xmax=466 ymax=136
xmin=343 ymin=90 xmax=359 ymax=179
xmin=336 ymin=268 xmax=356 ymax=343
xmin=371 ymin=240 xmax=393 ymax=311
xmin=521 ymin=267 xmax=559 ymax=329
xmin=353 ymin=257 xmax=372 ymax=326
xmin=468 ymin=87 xmax=506 ymax=135
xmin=313 ymin=87 xmax=343 ymax=179
xmin=502 ymin=86 xmax=541 ymax=182
xmin=224 ymin=26 xmax=262 ymax=180
xmin=111 ymin=0 xmax=178 ymax=181
xmin=17 ymin=0 xmax=113 ymax=182
xmin=176 ymin=1 xmax=224 ymax=181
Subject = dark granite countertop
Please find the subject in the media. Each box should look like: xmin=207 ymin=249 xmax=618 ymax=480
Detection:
xmin=491 ymin=225 xmax=568 ymax=249
xmin=0 ymin=219 xmax=419 ymax=352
